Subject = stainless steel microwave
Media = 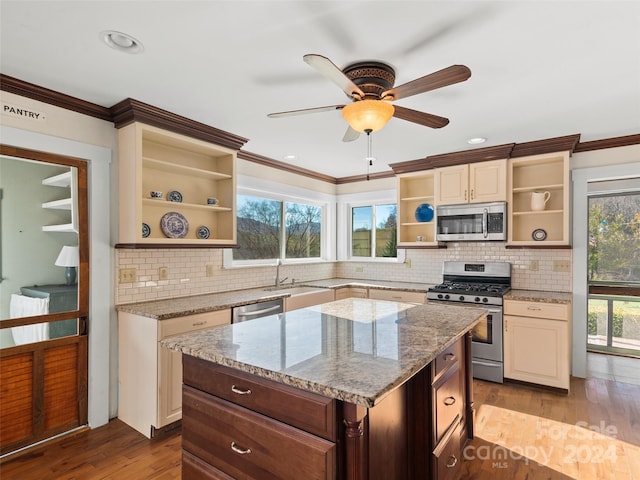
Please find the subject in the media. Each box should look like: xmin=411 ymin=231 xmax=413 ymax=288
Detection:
xmin=436 ymin=202 xmax=507 ymax=241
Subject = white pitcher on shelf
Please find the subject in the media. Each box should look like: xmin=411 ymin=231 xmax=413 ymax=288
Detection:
xmin=531 ymin=191 xmax=551 ymax=211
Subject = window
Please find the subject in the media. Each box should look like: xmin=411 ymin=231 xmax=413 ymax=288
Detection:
xmin=234 ymin=194 xmax=322 ymax=261
xmin=351 ymin=203 xmax=397 ymax=258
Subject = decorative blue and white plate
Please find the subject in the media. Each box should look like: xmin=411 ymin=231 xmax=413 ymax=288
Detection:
xmin=160 ymin=211 xmax=189 ymax=238
xmin=196 ymin=225 xmax=210 ymax=239
xmin=414 ymin=203 xmax=434 ymax=222
xmin=167 ymin=190 xmax=183 ymax=202
xmin=142 ymin=222 xmax=151 ymax=238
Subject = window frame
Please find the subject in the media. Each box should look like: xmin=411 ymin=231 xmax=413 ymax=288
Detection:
xmin=223 ymin=177 xmax=335 ymax=268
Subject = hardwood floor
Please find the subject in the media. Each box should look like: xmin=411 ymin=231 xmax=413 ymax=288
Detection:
xmin=2 ymin=354 xmax=638 ymax=479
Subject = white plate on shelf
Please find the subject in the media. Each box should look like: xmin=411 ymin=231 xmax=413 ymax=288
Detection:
xmin=160 ymin=212 xmax=189 ymax=238
xmin=167 ymin=190 xmax=183 ymax=202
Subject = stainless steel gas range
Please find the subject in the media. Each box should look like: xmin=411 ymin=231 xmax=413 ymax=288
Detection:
xmin=427 ymin=261 xmax=511 ymax=383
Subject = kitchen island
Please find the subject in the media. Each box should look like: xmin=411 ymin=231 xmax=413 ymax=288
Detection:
xmin=163 ymin=298 xmax=486 ymax=480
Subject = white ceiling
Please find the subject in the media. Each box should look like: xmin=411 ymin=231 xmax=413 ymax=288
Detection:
xmin=1 ymin=1 xmax=639 ymax=178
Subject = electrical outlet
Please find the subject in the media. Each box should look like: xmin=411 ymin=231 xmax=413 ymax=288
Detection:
xmin=205 ymin=264 xmax=215 ymax=277
xmin=158 ymin=266 xmax=169 ymax=280
xmin=529 ymin=260 xmax=539 ymax=271
xmin=553 ymin=260 xmax=571 ymax=272
xmin=119 ymin=268 xmax=136 ymax=284
xmin=355 ymin=266 xmax=364 ymax=273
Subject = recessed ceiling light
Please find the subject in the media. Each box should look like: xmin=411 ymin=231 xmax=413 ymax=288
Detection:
xmin=100 ymin=30 xmax=144 ymax=54
xmin=467 ymin=137 xmax=487 ymax=145
xmin=283 ymin=154 xmax=297 ymax=161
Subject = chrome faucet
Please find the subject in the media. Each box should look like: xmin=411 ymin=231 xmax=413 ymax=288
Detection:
xmin=275 ymin=259 xmax=288 ymax=286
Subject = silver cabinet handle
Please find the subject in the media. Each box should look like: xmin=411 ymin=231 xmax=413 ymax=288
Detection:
xmin=444 ymin=353 xmax=456 ymax=361
xmin=192 ymin=321 xmax=206 ymax=327
xmin=231 ymin=385 xmax=252 ymax=395
xmin=446 ymin=455 xmax=458 ymax=468
xmin=231 ymin=442 xmax=251 ymax=455
xmin=527 ymin=305 xmax=542 ymax=311
xmin=443 ymin=396 xmax=456 ymax=406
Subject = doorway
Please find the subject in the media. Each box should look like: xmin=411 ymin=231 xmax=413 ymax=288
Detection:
xmin=587 ymin=179 xmax=640 ymax=357
xmin=0 ymin=146 xmax=89 ymax=455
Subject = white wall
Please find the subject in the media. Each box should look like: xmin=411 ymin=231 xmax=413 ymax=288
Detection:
xmin=1 ymin=91 xmax=117 ymax=426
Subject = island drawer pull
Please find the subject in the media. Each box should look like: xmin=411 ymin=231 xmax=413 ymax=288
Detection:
xmin=192 ymin=321 xmax=206 ymax=327
xmin=444 ymin=353 xmax=456 ymax=361
xmin=446 ymin=454 xmax=458 ymax=468
xmin=527 ymin=305 xmax=542 ymax=311
xmin=231 ymin=442 xmax=252 ymax=455
xmin=443 ymin=396 xmax=456 ymax=406
xmin=231 ymin=385 xmax=252 ymax=395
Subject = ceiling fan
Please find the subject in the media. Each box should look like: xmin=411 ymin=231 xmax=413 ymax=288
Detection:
xmin=268 ymin=54 xmax=471 ymax=142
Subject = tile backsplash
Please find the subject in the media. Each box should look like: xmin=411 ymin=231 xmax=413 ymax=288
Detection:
xmin=115 ymin=243 xmax=572 ymax=305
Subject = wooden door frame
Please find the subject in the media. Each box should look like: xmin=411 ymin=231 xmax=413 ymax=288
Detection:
xmin=0 ymin=146 xmax=89 ymax=454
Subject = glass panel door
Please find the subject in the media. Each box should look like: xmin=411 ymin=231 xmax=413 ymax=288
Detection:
xmin=587 ymin=186 xmax=640 ymax=357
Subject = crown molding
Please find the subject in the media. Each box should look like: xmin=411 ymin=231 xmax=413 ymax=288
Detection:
xmin=238 ymin=150 xmax=338 ymax=184
xmin=510 ymin=134 xmax=581 ymax=158
xmin=574 ymin=133 xmax=640 ymax=152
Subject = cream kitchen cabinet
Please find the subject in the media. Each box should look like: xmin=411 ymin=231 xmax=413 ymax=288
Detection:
xmin=504 ymin=299 xmax=571 ymax=390
xmin=368 ymin=288 xmax=426 ymax=304
xmin=284 ymin=289 xmax=335 ymax=311
xmin=507 ymin=151 xmax=570 ymax=246
xmin=397 ymin=170 xmax=439 ymax=246
xmin=435 ymin=159 xmax=507 ymax=205
xmin=334 ymin=286 xmax=369 ymax=300
xmin=118 ymin=309 xmax=230 ymax=437
xmin=117 ymin=122 xmax=237 ymax=246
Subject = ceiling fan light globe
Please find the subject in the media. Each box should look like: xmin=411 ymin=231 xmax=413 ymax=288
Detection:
xmin=341 ymin=100 xmax=394 ymax=133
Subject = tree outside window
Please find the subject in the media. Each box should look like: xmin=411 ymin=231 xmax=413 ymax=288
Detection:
xmin=234 ymin=195 xmax=322 ymax=260
xmin=351 ymin=204 xmax=397 ymax=258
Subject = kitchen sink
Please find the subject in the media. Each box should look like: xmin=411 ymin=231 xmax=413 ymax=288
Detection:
xmin=262 ymin=286 xmax=327 ymax=295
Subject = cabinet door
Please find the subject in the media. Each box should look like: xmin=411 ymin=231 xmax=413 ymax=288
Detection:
xmin=158 ymin=310 xmax=230 ymax=427
xmin=436 ymin=165 xmax=468 ymax=205
xmin=469 ymin=159 xmax=507 ymax=203
xmin=504 ymin=315 xmax=569 ymax=389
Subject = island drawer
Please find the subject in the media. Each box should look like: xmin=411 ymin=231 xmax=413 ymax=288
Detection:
xmin=433 ymin=363 xmax=463 ymax=445
xmin=183 ymin=356 xmax=337 ymax=441
xmin=432 ymin=419 xmax=463 ymax=480
xmin=433 ymin=338 xmax=462 ymax=381
xmin=504 ymin=300 xmax=569 ymax=321
xmin=182 ymin=386 xmax=336 ymax=480
xmin=183 ymin=450 xmax=234 ymax=480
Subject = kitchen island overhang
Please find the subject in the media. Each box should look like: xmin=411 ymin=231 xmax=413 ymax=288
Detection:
xmin=162 ymin=298 xmax=487 ymax=480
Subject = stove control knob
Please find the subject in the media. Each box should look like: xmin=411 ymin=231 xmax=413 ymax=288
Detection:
xmin=482 ymin=297 xmax=489 ymax=303
xmin=459 ymin=296 xmax=465 ymax=301
xmin=444 ymin=294 xmax=450 ymax=300
xmin=474 ymin=297 xmax=481 ymax=302
xmin=437 ymin=294 xmax=443 ymax=299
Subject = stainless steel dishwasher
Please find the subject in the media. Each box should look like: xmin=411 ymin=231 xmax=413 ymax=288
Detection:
xmin=232 ymin=297 xmax=284 ymax=323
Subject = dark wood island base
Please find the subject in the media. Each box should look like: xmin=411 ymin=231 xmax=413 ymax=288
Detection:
xmin=180 ymin=331 xmax=474 ymax=480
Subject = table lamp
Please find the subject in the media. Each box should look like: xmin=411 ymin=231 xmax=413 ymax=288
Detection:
xmin=55 ymin=245 xmax=79 ymax=285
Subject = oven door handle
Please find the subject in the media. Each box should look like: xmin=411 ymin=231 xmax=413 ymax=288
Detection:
xmin=482 ymin=208 xmax=488 ymax=238
xmin=485 ymin=308 xmax=501 ymax=315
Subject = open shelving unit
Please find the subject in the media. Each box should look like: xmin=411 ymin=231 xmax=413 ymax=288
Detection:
xmin=508 ymin=151 xmax=570 ymax=246
xmin=397 ymin=170 xmax=440 ymax=247
xmin=42 ymin=169 xmax=78 ymax=233
xmin=117 ymin=122 xmax=237 ymax=246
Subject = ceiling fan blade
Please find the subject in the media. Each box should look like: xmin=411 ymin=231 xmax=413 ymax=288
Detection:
xmin=267 ymin=104 xmax=345 ymax=118
xmin=342 ymin=126 xmax=360 ymax=142
xmin=393 ymin=105 xmax=450 ymax=129
xmin=303 ymin=54 xmax=365 ymax=100
xmin=381 ymin=65 xmax=471 ymax=101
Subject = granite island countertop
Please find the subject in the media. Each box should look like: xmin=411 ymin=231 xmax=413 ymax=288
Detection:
xmin=162 ymin=298 xmax=486 ymax=408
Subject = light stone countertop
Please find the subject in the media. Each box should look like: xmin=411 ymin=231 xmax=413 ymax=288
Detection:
xmin=162 ymin=298 xmax=486 ymax=408
xmin=115 ymin=278 xmax=434 ymax=320
xmin=505 ymin=289 xmax=572 ymax=304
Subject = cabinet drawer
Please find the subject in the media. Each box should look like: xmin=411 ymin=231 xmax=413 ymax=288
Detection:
xmin=182 ymin=450 xmax=234 ymax=480
xmin=433 ymin=420 xmax=462 ymax=480
xmin=433 ymin=365 xmax=463 ymax=444
xmin=504 ymin=300 xmax=569 ymax=320
xmin=433 ymin=339 xmax=462 ymax=381
xmin=183 ymin=356 xmax=336 ymax=441
xmin=335 ymin=287 xmax=368 ymax=299
xmin=368 ymin=289 xmax=426 ymax=303
xmin=183 ymin=386 xmax=335 ymax=480
xmin=159 ymin=309 xmax=230 ymax=338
